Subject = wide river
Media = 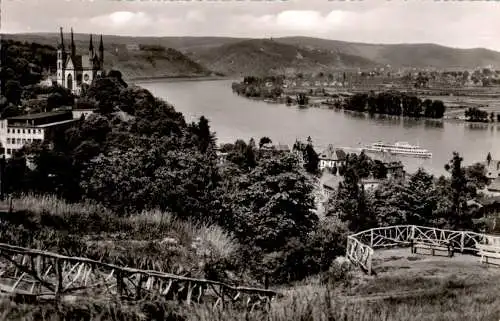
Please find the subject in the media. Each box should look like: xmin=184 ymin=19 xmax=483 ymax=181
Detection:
xmin=136 ymin=79 xmax=500 ymax=177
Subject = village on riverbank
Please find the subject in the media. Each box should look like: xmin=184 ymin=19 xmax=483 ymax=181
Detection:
xmin=215 ymin=140 xmax=500 ymax=228
xmin=232 ymin=68 xmax=500 ymax=123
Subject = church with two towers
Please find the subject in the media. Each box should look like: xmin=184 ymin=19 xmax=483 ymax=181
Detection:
xmin=56 ymin=27 xmax=104 ymax=96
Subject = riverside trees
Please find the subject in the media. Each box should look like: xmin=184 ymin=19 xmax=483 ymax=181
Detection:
xmin=344 ymin=92 xmax=446 ymax=119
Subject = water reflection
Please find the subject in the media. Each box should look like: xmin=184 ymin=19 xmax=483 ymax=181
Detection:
xmin=423 ymin=120 xmax=444 ymax=129
xmin=465 ymin=122 xmax=490 ymax=131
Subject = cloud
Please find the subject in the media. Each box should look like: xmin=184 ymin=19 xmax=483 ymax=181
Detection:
xmin=3 ymin=0 xmax=500 ymax=51
xmin=90 ymin=11 xmax=152 ymax=30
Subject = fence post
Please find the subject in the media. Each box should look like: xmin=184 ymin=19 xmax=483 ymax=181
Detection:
xmin=460 ymin=232 xmax=465 ymax=253
xmin=367 ymin=250 xmax=372 ymax=275
xmin=55 ymin=259 xmax=63 ymax=300
xmin=345 ymin=238 xmax=350 ymax=260
xmin=115 ymin=270 xmax=123 ymax=300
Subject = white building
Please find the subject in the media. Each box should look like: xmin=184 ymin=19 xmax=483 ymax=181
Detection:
xmin=319 ymin=145 xmax=347 ymax=171
xmin=0 ymin=111 xmax=80 ymax=158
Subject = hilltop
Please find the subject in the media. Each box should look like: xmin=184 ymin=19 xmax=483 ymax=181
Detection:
xmin=6 ymin=33 xmax=500 ymax=78
xmin=275 ymin=36 xmax=500 ymax=70
xmin=3 ymin=33 xmax=213 ymax=80
xmin=189 ymin=38 xmax=376 ymax=76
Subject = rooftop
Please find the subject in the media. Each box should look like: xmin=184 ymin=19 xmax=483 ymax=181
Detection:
xmin=319 ymin=145 xmax=347 ymax=161
xmin=487 ymin=177 xmax=500 ymax=192
xmin=36 ymin=119 xmax=80 ymax=128
xmin=7 ymin=111 xmax=71 ymax=121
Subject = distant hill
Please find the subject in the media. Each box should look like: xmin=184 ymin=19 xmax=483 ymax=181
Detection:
xmin=274 ymin=37 xmax=500 ymax=69
xmin=188 ymin=39 xmax=377 ymax=76
xmin=6 ymin=33 xmax=500 ymax=78
xmin=4 ymin=33 xmax=213 ymax=79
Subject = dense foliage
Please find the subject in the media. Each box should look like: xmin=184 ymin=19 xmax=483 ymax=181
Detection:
xmin=2 ymin=67 xmax=348 ymax=285
xmin=325 ymin=152 xmax=486 ymax=232
xmin=344 ymin=92 xmax=446 ymax=119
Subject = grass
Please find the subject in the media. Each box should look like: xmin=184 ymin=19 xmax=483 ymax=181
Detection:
xmin=0 ymin=194 xmax=240 ymax=277
xmin=3 ymin=195 xmax=500 ymax=320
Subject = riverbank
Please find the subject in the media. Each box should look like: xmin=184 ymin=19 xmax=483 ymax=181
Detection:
xmin=129 ymin=75 xmax=233 ymax=84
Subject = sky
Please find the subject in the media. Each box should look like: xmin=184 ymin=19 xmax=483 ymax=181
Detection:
xmin=2 ymin=0 xmax=500 ymax=51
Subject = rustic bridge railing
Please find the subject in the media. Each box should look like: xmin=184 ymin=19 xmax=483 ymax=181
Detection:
xmin=0 ymin=242 xmax=277 ymax=310
xmin=346 ymin=225 xmax=500 ymax=275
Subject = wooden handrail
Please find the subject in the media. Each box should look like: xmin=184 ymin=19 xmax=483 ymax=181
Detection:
xmin=0 ymin=242 xmax=278 ymax=297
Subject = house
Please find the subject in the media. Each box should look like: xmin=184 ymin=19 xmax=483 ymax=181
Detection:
xmin=360 ymin=179 xmax=383 ymax=190
xmin=0 ymin=111 xmax=80 ymax=158
xmin=484 ymin=160 xmax=500 ymax=183
xmin=369 ymin=153 xmax=406 ymax=180
xmin=487 ymin=177 xmax=500 ymax=193
xmin=468 ymin=196 xmax=500 ymax=217
xmin=260 ymin=143 xmax=291 ymax=154
xmin=319 ymin=145 xmax=347 ymax=171
xmin=72 ymin=108 xmax=96 ymax=120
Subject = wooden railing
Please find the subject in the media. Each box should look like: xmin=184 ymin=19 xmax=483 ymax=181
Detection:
xmin=346 ymin=225 xmax=500 ymax=275
xmin=0 ymin=243 xmax=277 ymax=310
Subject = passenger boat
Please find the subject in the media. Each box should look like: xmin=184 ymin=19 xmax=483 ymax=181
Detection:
xmin=363 ymin=141 xmax=432 ymax=158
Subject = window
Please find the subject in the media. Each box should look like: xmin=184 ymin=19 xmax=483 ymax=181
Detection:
xmin=16 ymin=139 xmax=21 ymax=144
xmin=22 ymin=129 xmax=25 ymax=134
xmin=28 ymin=129 xmax=31 ymax=134
xmin=22 ymin=139 xmax=26 ymax=144
xmin=7 ymin=149 xmax=11 ymax=155
xmin=7 ymin=129 xmax=10 ymax=134
xmin=17 ymin=129 xmax=20 ymax=134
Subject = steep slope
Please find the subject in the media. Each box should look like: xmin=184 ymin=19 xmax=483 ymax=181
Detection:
xmin=4 ymin=33 xmax=213 ymax=79
xmin=191 ymin=39 xmax=377 ymax=76
xmin=276 ymin=37 xmax=500 ymax=69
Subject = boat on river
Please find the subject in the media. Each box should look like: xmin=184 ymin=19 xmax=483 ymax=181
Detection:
xmin=363 ymin=141 xmax=432 ymax=158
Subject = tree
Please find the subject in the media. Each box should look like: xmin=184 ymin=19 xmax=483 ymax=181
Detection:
xmin=85 ymin=76 xmax=126 ymax=114
xmin=371 ymin=160 xmax=388 ymax=179
xmin=303 ymin=138 xmax=319 ymax=175
xmin=327 ymin=162 xmax=375 ymax=232
xmin=4 ymin=80 xmax=22 ymax=105
xmin=487 ymin=152 xmax=492 ymax=166
xmin=444 ymin=152 xmax=472 ymax=229
xmin=225 ymin=153 xmax=318 ymax=251
xmin=259 ymin=137 xmax=272 ymax=149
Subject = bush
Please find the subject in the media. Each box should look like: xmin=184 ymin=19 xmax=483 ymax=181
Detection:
xmin=321 ymin=257 xmax=354 ymax=288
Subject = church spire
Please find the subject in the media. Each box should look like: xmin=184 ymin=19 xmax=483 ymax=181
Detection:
xmin=89 ymin=34 xmax=94 ymax=53
xmin=70 ymin=27 xmax=76 ymax=57
xmin=99 ymin=34 xmax=104 ymax=67
xmin=59 ymin=27 xmax=65 ymax=51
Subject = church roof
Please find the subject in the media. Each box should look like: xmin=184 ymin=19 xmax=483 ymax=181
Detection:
xmin=65 ymin=55 xmax=83 ymax=70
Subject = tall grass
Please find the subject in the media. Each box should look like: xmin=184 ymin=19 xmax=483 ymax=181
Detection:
xmin=0 ymin=194 xmax=240 ymax=276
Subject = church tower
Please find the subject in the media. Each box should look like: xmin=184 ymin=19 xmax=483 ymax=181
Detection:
xmin=56 ymin=27 xmax=66 ymax=86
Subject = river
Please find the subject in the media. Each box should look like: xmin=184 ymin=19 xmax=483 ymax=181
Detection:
xmin=136 ymin=79 xmax=500 ymax=176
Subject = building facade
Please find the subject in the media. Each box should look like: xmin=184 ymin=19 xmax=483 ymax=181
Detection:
xmin=319 ymin=145 xmax=347 ymax=171
xmin=0 ymin=111 xmax=79 ymax=158
xmin=56 ymin=27 xmax=104 ymax=96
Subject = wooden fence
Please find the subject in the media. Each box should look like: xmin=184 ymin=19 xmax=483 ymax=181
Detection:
xmin=346 ymin=225 xmax=500 ymax=274
xmin=0 ymin=242 xmax=277 ymax=310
